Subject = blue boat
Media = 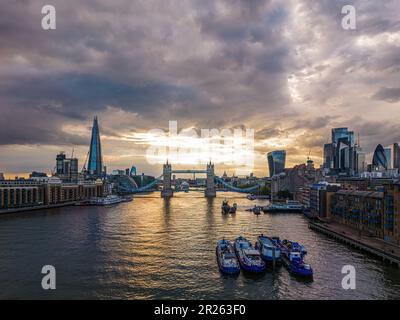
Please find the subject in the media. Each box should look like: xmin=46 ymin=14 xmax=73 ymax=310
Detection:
xmin=255 ymin=234 xmax=281 ymax=264
xmin=277 ymin=239 xmax=313 ymax=277
xmin=216 ymin=239 xmax=240 ymax=274
xmin=234 ymin=236 xmax=266 ymax=273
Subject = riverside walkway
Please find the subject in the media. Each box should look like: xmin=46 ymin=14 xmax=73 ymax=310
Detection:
xmin=309 ymin=220 xmax=400 ymax=267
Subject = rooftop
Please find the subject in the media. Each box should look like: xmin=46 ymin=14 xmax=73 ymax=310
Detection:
xmin=336 ymin=189 xmax=384 ymax=199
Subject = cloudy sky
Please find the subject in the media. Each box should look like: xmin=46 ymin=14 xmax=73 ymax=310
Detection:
xmin=1 ymin=0 xmax=400 ymax=177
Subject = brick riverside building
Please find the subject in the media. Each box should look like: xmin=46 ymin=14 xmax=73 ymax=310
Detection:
xmin=0 ymin=177 xmax=104 ymax=210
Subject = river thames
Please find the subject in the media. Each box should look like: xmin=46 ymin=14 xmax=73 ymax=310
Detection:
xmin=0 ymin=192 xmax=399 ymax=299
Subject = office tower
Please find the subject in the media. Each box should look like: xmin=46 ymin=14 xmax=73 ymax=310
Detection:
xmin=323 ymin=143 xmax=334 ymax=169
xmin=267 ymin=150 xmax=286 ymax=177
xmin=56 ymin=152 xmax=67 ymax=175
xmin=385 ymin=148 xmax=392 ymax=169
xmin=324 ymin=128 xmax=357 ymax=175
xmin=88 ymin=116 xmax=104 ymax=177
xmin=55 ymin=152 xmax=79 ymax=181
xmin=356 ymin=149 xmax=366 ymax=174
xmin=372 ymin=144 xmax=388 ymax=170
xmin=393 ymin=143 xmax=400 ymax=169
xmin=332 ymin=128 xmax=355 ymax=146
xmin=333 ymin=128 xmax=355 ymax=171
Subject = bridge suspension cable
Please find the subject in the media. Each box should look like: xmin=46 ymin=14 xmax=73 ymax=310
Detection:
xmin=214 ymin=177 xmax=260 ymax=193
xmin=132 ymin=175 xmax=163 ymax=193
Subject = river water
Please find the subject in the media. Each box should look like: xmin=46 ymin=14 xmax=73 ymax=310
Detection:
xmin=0 ymin=192 xmax=399 ymax=299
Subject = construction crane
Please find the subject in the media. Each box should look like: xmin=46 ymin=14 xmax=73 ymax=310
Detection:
xmin=81 ymin=150 xmax=89 ymax=173
xmin=69 ymin=147 xmax=75 ymax=181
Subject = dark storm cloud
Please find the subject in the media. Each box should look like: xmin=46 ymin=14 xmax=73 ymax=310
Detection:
xmin=0 ymin=0 xmax=298 ymax=150
xmin=0 ymin=104 xmax=89 ymax=146
xmin=0 ymin=73 xmax=198 ymax=119
xmin=1 ymin=0 xmax=400 ymax=173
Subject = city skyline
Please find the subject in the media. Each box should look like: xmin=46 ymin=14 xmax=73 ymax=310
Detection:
xmin=1 ymin=1 xmax=400 ymax=177
xmin=2 ymin=120 xmax=398 ymax=179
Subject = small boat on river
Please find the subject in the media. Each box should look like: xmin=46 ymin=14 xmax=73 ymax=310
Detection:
xmin=216 ymin=239 xmax=240 ymax=274
xmin=221 ymin=200 xmax=230 ymax=214
xmin=89 ymin=195 xmax=124 ymax=206
xmin=255 ymin=234 xmax=281 ymax=264
xmin=263 ymin=200 xmax=304 ymax=213
xmin=253 ymin=205 xmax=261 ymax=215
xmin=276 ymin=238 xmax=313 ymax=277
xmin=234 ymin=236 xmax=266 ymax=273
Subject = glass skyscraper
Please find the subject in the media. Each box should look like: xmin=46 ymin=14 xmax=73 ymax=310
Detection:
xmin=267 ymin=150 xmax=286 ymax=177
xmin=394 ymin=143 xmax=400 ymax=170
xmin=372 ymin=144 xmax=388 ymax=170
xmin=324 ymin=127 xmax=360 ymax=175
xmin=323 ymin=143 xmax=334 ymax=169
xmin=332 ymin=128 xmax=355 ymax=146
xmin=88 ymin=116 xmax=104 ymax=177
xmin=385 ymin=148 xmax=392 ymax=169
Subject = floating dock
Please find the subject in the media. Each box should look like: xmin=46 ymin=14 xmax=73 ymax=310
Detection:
xmin=309 ymin=221 xmax=400 ymax=268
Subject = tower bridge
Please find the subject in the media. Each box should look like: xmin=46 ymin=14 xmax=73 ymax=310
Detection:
xmin=161 ymin=161 xmax=216 ymax=198
xmin=128 ymin=161 xmax=261 ymax=198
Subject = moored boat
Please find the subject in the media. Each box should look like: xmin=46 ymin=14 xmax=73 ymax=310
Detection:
xmin=121 ymin=195 xmax=134 ymax=202
xmin=90 ymin=195 xmax=123 ymax=206
xmin=276 ymin=238 xmax=313 ymax=277
xmin=247 ymin=194 xmax=270 ymax=200
xmin=216 ymin=239 xmax=240 ymax=274
xmin=253 ymin=205 xmax=261 ymax=215
xmin=255 ymin=234 xmax=281 ymax=264
xmin=234 ymin=236 xmax=266 ymax=273
xmin=229 ymin=203 xmax=237 ymax=214
xmin=247 ymin=194 xmax=256 ymax=200
xmin=263 ymin=200 xmax=304 ymax=213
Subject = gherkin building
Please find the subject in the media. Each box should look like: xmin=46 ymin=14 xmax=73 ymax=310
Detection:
xmin=372 ymin=144 xmax=387 ymax=170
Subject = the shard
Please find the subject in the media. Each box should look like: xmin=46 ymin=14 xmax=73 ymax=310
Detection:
xmin=88 ymin=116 xmax=104 ymax=176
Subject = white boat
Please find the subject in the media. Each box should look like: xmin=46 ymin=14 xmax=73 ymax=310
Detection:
xmin=264 ymin=200 xmax=304 ymax=213
xmin=90 ymin=195 xmax=123 ymax=206
xmin=255 ymin=235 xmax=281 ymax=263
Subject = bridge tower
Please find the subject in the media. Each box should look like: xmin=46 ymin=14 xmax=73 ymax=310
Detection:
xmin=204 ymin=161 xmax=216 ymax=198
xmin=161 ymin=161 xmax=173 ymax=198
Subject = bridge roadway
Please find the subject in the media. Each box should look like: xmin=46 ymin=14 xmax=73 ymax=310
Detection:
xmin=170 ymin=170 xmax=207 ymax=174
